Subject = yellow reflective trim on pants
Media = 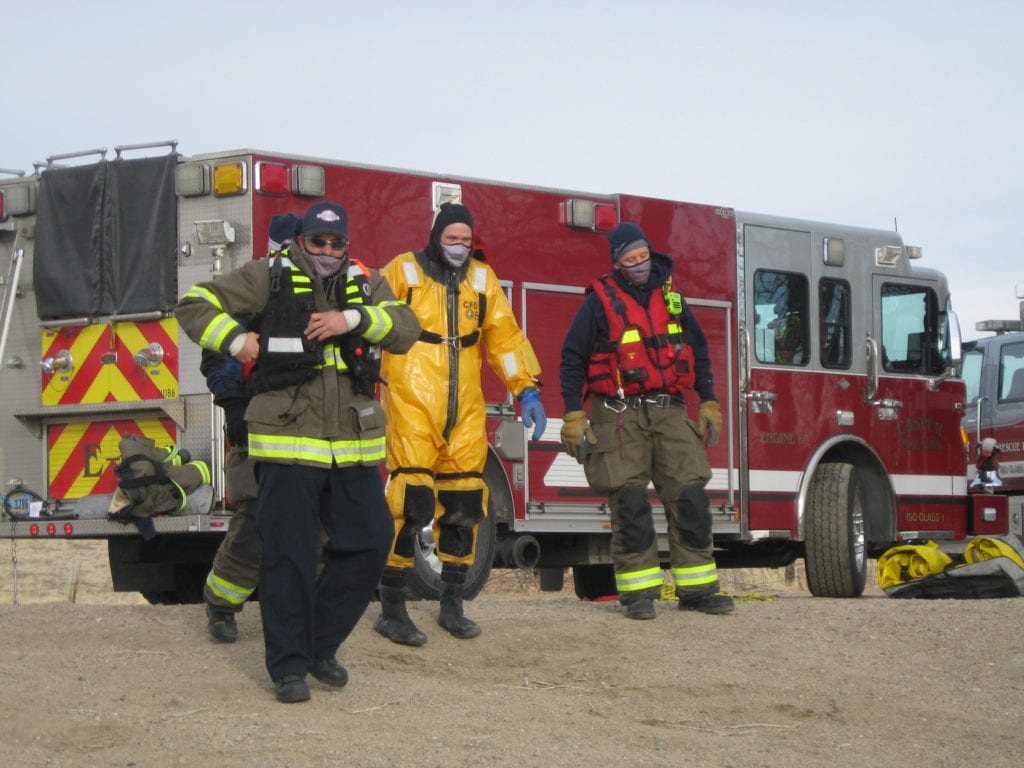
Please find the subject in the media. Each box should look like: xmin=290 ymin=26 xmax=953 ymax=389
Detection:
xmin=206 ymin=570 xmax=254 ymax=606
xmin=188 ymin=460 xmax=212 ymax=485
xmin=248 ymin=433 xmax=386 ymax=465
xmin=671 ymin=562 xmax=718 ymax=588
xmin=615 ymin=567 xmax=664 ymax=593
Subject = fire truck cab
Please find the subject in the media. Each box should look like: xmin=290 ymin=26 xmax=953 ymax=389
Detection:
xmin=958 ymin=290 xmax=1024 ymax=536
xmin=0 ymin=142 xmax=989 ymax=603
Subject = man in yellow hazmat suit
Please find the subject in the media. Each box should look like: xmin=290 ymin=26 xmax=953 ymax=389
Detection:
xmin=375 ymin=202 xmax=546 ymax=645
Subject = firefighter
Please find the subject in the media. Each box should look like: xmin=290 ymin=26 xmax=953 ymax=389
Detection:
xmin=201 ymin=214 xmax=299 ymax=644
xmin=374 ymin=202 xmax=546 ymax=645
xmin=558 ymin=222 xmax=734 ymax=620
xmin=176 ymin=201 xmax=420 ymax=703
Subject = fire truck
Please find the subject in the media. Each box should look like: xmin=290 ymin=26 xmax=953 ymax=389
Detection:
xmin=0 ymin=141 xmax=997 ymax=604
xmin=959 ymin=289 xmax=1024 ymax=535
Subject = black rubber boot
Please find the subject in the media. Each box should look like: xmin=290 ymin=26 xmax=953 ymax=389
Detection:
xmin=373 ymin=575 xmax=428 ymax=647
xmin=205 ymin=603 xmax=239 ymax=643
xmin=437 ymin=564 xmax=481 ymax=639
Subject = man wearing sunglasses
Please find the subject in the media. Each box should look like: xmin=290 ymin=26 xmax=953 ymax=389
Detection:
xmin=177 ymin=201 xmax=421 ymax=702
xmin=373 ymin=202 xmax=546 ymax=646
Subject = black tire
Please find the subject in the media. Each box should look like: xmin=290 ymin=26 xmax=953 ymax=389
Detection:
xmin=572 ymin=564 xmax=617 ymax=601
xmin=406 ymin=510 xmax=496 ymax=601
xmin=804 ymin=462 xmax=867 ymax=598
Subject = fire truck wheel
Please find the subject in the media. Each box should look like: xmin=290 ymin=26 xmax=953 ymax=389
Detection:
xmin=406 ymin=511 xmax=497 ymax=602
xmin=572 ymin=564 xmax=617 ymax=601
xmin=804 ymin=461 xmax=868 ymax=598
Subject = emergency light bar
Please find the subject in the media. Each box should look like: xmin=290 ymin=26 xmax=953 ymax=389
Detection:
xmin=975 ymin=319 xmax=1024 ymax=333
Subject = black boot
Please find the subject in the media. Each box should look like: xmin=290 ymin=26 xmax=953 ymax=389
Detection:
xmin=437 ymin=564 xmax=481 ymax=639
xmin=373 ymin=570 xmax=428 ymax=647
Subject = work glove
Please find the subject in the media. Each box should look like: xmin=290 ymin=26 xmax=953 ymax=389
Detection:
xmin=519 ymin=387 xmax=547 ymax=441
xmin=698 ymin=400 xmax=722 ymax=448
xmin=560 ymin=410 xmax=597 ymax=463
xmin=222 ymin=400 xmax=249 ymax=448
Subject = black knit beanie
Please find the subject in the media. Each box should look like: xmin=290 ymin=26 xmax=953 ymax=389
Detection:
xmin=430 ymin=202 xmax=474 ymax=244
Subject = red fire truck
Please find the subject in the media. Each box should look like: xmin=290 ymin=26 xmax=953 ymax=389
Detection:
xmin=0 ymin=141 xmax=998 ymax=603
xmin=959 ymin=290 xmax=1024 ymax=536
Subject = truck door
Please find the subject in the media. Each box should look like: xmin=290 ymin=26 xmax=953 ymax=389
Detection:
xmin=869 ymin=276 xmax=966 ymax=537
xmin=740 ymin=224 xmax=813 ymax=536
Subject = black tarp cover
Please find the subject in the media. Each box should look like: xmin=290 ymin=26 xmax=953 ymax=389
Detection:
xmin=33 ymin=153 xmax=178 ymax=319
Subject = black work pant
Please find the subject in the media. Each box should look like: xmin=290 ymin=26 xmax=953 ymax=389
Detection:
xmin=256 ymin=462 xmax=393 ymax=682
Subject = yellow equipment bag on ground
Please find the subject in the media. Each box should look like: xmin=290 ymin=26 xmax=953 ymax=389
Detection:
xmin=879 ymin=535 xmax=1024 ymax=599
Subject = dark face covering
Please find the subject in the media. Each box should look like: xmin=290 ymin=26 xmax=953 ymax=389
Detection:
xmin=619 ymin=259 xmax=652 ymax=286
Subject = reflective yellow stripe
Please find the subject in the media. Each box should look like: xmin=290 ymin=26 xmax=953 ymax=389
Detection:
xmin=359 ymin=305 xmax=394 ymax=344
xmin=621 ymin=329 xmax=642 ymax=344
xmin=188 ymin=460 xmax=212 ymax=486
xmin=183 ymin=285 xmax=224 ymax=309
xmin=615 ymin=567 xmax=663 ymax=593
xmin=200 ymin=312 xmax=241 ymax=351
xmin=320 ymin=345 xmax=350 ymax=372
xmin=292 ymin=272 xmax=312 ymax=294
xmin=671 ymin=563 xmax=718 ymax=588
xmin=171 ymin=479 xmax=187 ymax=512
xmin=248 ymin=434 xmax=386 ymax=465
xmin=206 ymin=571 xmax=254 ymax=606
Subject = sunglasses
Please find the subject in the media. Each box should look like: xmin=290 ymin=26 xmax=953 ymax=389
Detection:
xmin=307 ymin=236 xmax=349 ymax=250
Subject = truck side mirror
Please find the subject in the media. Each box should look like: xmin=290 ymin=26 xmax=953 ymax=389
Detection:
xmin=928 ymin=310 xmax=962 ymax=392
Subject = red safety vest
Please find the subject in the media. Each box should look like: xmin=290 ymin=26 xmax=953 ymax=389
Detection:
xmin=586 ymin=275 xmax=696 ymax=398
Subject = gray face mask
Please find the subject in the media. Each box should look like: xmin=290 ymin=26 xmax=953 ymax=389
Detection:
xmin=308 ymin=251 xmax=346 ymax=278
xmin=620 ymin=259 xmax=652 ymax=286
xmin=440 ymin=242 xmax=471 ymax=268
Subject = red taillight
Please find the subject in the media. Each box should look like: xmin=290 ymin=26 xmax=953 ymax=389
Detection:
xmin=210 ymin=520 xmax=225 ymax=528
xmin=63 ymin=523 xmax=74 ymax=535
xmin=29 ymin=523 xmax=39 ymax=536
xmin=46 ymin=523 xmax=56 ymax=536
xmin=255 ymin=162 xmax=289 ymax=195
xmin=593 ymin=204 xmax=618 ymax=232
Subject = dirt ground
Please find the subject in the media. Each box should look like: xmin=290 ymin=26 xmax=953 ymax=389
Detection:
xmin=1 ymin=540 xmax=1023 ymax=768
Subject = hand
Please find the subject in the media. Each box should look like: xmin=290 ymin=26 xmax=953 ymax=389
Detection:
xmin=560 ymin=410 xmax=596 ymax=462
xmin=698 ymin=400 xmax=723 ymax=447
xmin=235 ymin=331 xmax=260 ymax=363
xmin=304 ymin=310 xmax=351 ymax=342
xmin=518 ymin=387 xmax=547 ymax=441
xmin=223 ymin=400 xmax=248 ymax=447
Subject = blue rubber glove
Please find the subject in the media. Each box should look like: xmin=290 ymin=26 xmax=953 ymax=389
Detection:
xmin=518 ymin=387 xmax=547 ymax=441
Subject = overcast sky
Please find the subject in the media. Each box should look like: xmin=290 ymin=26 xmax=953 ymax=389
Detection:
xmin=3 ymin=0 xmax=1020 ymax=337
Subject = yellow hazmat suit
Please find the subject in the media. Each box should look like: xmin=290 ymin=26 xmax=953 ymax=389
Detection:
xmin=380 ymin=249 xmax=541 ymax=570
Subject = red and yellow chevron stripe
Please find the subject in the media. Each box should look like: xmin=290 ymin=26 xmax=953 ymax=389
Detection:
xmin=47 ymin=417 xmax=177 ymax=499
xmin=41 ymin=319 xmax=179 ymax=405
